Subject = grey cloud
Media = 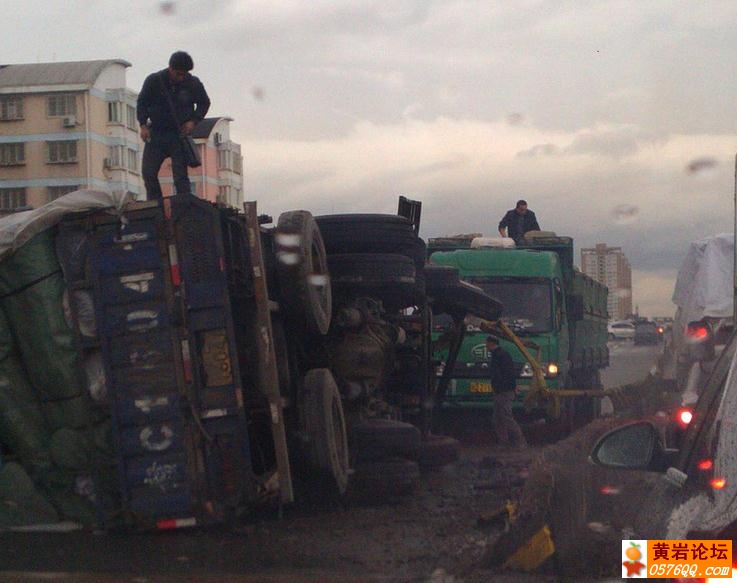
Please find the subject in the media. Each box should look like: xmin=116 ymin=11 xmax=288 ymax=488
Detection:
xmin=516 ymin=143 xmax=561 ymax=158
xmin=564 ymin=127 xmax=660 ymax=158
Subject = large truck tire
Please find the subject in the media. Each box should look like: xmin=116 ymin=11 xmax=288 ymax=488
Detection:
xmin=315 ymin=214 xmax=426 ymax=269
xmin=349 ymin=418 xmax=421 ymax=462
xmin=275 ymin=211 xmax=332 ymax=337
xmin=328 ymin=253 xmax=417 ymax=309
xmin=300 ymin=369 xmax=350 ymax=495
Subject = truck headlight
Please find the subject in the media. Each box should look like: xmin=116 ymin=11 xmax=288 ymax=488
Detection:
xmin=546 ymin=362 xmax=559 ymax=377
xmin=519 ymin=362 xmax=533 ymax=378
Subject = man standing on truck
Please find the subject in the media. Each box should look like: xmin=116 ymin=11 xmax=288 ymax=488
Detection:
xmin=486 ymin=336 xmax=527 ymax=448
xmin=498 ymin=200 xmax=540 ymax=243
xmin=137 ymin=51 xmax=211 ymax=200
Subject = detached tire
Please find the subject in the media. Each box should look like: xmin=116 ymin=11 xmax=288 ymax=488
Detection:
xmin=348 ymin=458 xmax=420 ymax=502
xmin=432 ymin=280 xmax=503 ymax=321
xmin=423 ymin=264 xmax=460 ymax=290
xmin=350 ymin=418 xmax=421 ymax=462
xmin=418 ymin=434 xmax=460 ymax=467
xmin=275 ymin=211 xmax=332 ymax=336
xmin=301 ymin=369 xmax=350 ymax=495
xmin=316 ymin=214 xmax=426 ymax=269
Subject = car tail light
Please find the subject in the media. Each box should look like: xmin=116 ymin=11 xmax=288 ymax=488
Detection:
xmin=686 ymin=321 xmax=711 ymax=343
xmin=697 ymin=458 xmax=714 ymax=471
xmin=677 ymin=407 xmax=694 ymax=428
xmin=710 ymin=477 xmax=727 ymax=490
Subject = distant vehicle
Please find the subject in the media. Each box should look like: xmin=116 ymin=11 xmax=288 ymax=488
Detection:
xmin=669 ymin=233 xmax=735 ymax=400
xmin=608 ymin=321 xmax=635 ymax=340
xmin=633 ymin=320 xmax=661 ymax=345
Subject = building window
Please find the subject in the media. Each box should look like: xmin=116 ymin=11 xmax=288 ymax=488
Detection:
xmin=108 ymin=102 xmax=122 ymax=123
xmin=126 ymin=105 xmax=137 ymax=130
xmin=0 ymin=96 xmax=23 ymax=121
xmin=47 ymin=185 xmax=79 ymax=202
xmin=108 ymin=145 xmax=123 ymax=168
xmin=233 ymin=155 xmax=242 ymax=175
xmin=0 ymin=143 xmax=25 ymax=165
xmin=47 ymin=94 xmax=77 ymax=117
xmin=127 ymin=148 xmax=138 ymax=172
xmin=217 ymin=149 xmax=229 ymax=170
xmin=47 ymin=140 xmax=78 ymax=163
xmin=0 ymin=188 xmax=26 ymax=211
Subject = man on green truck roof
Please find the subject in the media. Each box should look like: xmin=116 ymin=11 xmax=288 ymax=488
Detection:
xmin=498 ymin=200 xmax=540 ymax=244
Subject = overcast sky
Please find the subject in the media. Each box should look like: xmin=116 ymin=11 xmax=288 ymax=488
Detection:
xmin=5 ymin=0 xmax=737 ymax=317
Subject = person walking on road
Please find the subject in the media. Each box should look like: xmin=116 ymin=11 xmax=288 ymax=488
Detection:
xmin=498 ymin=200 xmax=541 ymax=243
xmin=137 ymin=51 xmax=211 ymax=200
xmin=486 ymin=336 xmax=527 ymax=448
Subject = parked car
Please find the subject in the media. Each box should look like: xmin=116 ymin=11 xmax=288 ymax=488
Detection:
xmin=591 ymin=326 xmax=737 ymax=553
xmin=633 ymin=320 xmax=661 ymax=345
xmin=608 ymin=320 xmax=635 ymax=340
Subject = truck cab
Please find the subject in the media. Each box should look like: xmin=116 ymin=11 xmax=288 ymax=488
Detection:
xmin=428 ymin=233 xmax=608 ymax=419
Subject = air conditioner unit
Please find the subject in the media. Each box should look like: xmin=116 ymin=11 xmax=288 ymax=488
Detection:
xmin=103 ymin=157 xmax=112 ymax=169
xmin=62 ymin=115 xmax=77 ymax=128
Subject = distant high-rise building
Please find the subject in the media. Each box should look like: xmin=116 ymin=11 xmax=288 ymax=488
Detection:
xmin=581 ymin=243 xmax=632 ymax=321
xmin=0 ymin=59 xmax=244 ymax=211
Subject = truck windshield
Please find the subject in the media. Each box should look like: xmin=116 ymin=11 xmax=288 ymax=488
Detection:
xmin=465 ymin=277 xmax=553 ymax=333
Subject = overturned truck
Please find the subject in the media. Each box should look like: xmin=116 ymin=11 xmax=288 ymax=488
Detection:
xmin=0 ymin=192 xmax=498 ymax=529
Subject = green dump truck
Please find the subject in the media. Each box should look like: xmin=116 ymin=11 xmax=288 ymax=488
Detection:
xmin=428 ymin=232 xmax=609 ymax=424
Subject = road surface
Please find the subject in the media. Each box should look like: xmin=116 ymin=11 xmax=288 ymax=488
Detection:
xmin=602 ymin=339 xmax=662 ymax=388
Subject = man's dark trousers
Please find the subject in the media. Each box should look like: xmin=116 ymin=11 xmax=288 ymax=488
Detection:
xmin=141 ymin=132 xmax=191 ymax=200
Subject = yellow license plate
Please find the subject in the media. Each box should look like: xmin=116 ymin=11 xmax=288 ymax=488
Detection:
xmin=201 ymin=329 xmax=233 ymax=387
xmin=469 ymin=382 xmax=493 ymax=393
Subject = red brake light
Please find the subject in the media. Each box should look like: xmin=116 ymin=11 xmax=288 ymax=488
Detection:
xmin=697 ymin=459 xmax=714 ymax=471
xmin=686 ymin=322 xmax=710 ymax=342
xmin=677 ymin=407 xmax=694 ymax=428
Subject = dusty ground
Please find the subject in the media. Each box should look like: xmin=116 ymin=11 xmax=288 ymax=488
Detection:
xmin=0 ymin=437 xmax=547 ymax=582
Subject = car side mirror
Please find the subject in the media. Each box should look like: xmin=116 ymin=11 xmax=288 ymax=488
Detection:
xmin=590 ymin=421 xmax=675 ymax=472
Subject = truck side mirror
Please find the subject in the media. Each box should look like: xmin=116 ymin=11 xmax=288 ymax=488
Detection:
xmin=567 ymin=294 xmax=584 ymax=320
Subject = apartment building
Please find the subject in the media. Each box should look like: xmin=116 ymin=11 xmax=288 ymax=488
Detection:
xmin=0 ymin=59 xmax=142 ymax=210
xmin=0 ymin=59 xmax=244 ymax=211
xmin=581 ymin=243 xmax=633 ymax=321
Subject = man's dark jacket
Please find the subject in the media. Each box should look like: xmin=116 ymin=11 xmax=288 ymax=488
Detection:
xmin=137 ymin=69 xmax=210 ymax=133
xmin=498 ymin=209 xmax=540 ymax=242
xmin=489 ymin=345 xmax=517 ymax=393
